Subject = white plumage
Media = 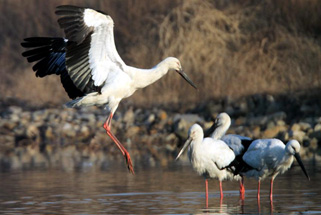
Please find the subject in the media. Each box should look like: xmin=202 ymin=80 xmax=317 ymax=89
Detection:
xmin=210 ymin=113 xmax=252 ymax=154
xmin=21 ymin=5 xmax=197 ymax=174
xmin=221 ymin=135 xmax=251 ymax=156
xmin=176 ymin=124 xmax=235 ymax=208
xmin=207 ymin=112 xmax=252 ymax=198
xmin=241 ymin=138 xmax=310 ymax=201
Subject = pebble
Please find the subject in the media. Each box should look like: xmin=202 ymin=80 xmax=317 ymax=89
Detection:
xmin=0 ymin=93 xmax=320 ymax=170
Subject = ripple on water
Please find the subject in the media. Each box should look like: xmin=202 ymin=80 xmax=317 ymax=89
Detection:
xmin=0 ymin=164 xmax=319 ymax=214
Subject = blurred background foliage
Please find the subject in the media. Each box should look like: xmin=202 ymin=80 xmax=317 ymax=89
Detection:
xmin=0 ymin=0 xmax=320 ymax=109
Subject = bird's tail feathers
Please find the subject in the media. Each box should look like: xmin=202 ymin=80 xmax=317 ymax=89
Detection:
xmin=64 ymin=93 xmax=104 ymax=108
xmin=64 ymin=97 xmax=84 ymax=108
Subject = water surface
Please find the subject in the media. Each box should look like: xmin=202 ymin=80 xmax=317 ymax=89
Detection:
xmin=0 ymin=162 xmax=320 ymax=214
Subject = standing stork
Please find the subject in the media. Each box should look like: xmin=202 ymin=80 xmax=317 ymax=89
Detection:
xmin=205 ymin=112 xmax=253 ymax=198
xmin=240 ymin=139 xmax=310 ymax=201
xmin=176 ymin=124 xmax=236 ymax=208
xmin=21 ymin=5 xmax=197 ymax=174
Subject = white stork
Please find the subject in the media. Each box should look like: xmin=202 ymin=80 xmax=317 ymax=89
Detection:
xmin=176 ymin=124 xmax=235 ymax=208
xmin=21 ymin=5 xmax=197 ymax=174
xmin=205 ymin=112 xmax=253 ymax=198
xmin=241 ymin=138 xmax=310 ymax=201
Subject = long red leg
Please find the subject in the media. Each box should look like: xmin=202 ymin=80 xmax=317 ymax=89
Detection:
xmin=205 ymin=179 xmax=209 ymax=208
xmin=239 ymin=177 xmax=245 ymax=200
xmin=103 ymin=113 xmax=134 ymax=174
xmin=219 ymin=181 xmax=223 ymax=199
xmin=270 ymin=178 xmax=274 ymax=202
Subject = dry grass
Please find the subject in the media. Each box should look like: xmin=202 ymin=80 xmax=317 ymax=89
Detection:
xmin=136 ymin=0 xmax=321 ymax=106
xmin=1 ymin=0 xmax=321 ymax=108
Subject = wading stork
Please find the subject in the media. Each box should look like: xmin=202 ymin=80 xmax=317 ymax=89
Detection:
xmin=240 ymin=138 xmax=310 ymax=201
xmin=21 ymin=5 xmax=197 ymax=174
xmin=176 ymin=124 xmax=236 ymax=208
xmin=205 ymin=112 xmax=253 ymax=198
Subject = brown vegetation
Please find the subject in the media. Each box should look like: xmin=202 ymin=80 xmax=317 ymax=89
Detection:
xmin=1 ymin=0 xmax=321 ymax=108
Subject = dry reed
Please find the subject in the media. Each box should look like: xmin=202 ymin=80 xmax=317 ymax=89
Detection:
xmin=1 ymin=0 xmax=320 ymax=108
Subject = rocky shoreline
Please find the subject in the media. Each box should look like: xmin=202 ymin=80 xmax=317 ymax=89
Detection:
xmin=0 ymin=94 xmax=320 ymax=171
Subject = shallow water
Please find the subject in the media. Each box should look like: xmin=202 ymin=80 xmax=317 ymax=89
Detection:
xmin=0 ymin=162 xmax=320 ymax=214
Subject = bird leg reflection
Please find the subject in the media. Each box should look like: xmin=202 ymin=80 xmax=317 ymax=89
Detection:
xmin=103 ymin=113 xmax=135 ymax=174
xmin=270 ymin=197 xmax=274 ymax=214
xmin=257 ymin=180 xmax=261 ymax=200
xmin=219 ymin=181 xmax=224 ymax=199
xmin=270 ymin=178 xmax=274 ymax=202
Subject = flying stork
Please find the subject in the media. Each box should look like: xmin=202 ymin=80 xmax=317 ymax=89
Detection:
xmin=21 ymin=5 xmax=197 ymax=174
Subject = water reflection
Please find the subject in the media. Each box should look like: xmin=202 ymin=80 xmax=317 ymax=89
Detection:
xmin=0 ymin=162 xmax=320 ymax=214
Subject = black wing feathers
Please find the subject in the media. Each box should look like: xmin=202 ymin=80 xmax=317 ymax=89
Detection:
xmin=60 ymin=70 xmax=84 ymax=99
xmin=231 ymin=139 xmax=256 ymax=175
xmin=21 ymin=5 xmax=105 ymax=99
xmin=56 ymin=5 xmax=99 ymax=94
xmin=65 ymin=34 xmax=96 ymax=93
xmin=56 ymin=5 xmax=94 ymax=45
xmin=21 ymin=37 xmax=84 ymax=99
xmin=21 ymin=37 xmax=66 ymax=77
xmin=240 ymin=139 xmax=253 ymax=152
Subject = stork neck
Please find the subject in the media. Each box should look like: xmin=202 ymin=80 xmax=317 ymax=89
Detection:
xmin=279 ymin=152 xmax=294 ymax=171
xmin=211 ymin=125 xmax=229 ymax=140
xmin=129 ymin=63 xmax=168 ymax=89
xmin=191 ymin=136 xmax=205 ymax=155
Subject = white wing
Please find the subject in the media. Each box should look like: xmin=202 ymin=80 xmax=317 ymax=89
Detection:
xmin=222 ymin=134 xmax=252 ymax=156
xmin=242 ymin=138 xmax=284 ymax=170
xmin=202 ymin=138 xmax=235 ymax=169
xmin=55 ymin=5 xmax=126 ymax=93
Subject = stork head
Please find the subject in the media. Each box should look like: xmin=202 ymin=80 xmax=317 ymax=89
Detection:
xmin=286 ymin=140 xmax=310 ymax=180
xmin=205 ymin=112 xmax=231 ymax=139
xmin=164 ymin=57 xmax=197 ymax=89
xmin=214 ymin=113 xmax=231 ymax=131
xmin=188 ymin=124 xmax=204 ymax=139
xmin=286 ymin=140 xmax=301 ymax=155
xmin=175 ymin=124 xmax=203 ymax=160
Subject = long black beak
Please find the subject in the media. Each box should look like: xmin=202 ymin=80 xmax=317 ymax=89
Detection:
xmin=175 ymin=137 xmax=193 ymax=161
xmin=294 ymin=152 xmax=310 ymax=180
xmin=176 ymin=69 xmax=197 ymax=89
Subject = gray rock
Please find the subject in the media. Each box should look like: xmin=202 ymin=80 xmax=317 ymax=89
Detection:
xmin=268 ymin=111 xmax=287 ymax=121
xmin=276 ymin=120 xmax=286 ymax=126
xmin=145 ymin=114 xmax=156 ymax=126
xmin=62 ymin=123 xmax=76 ymax=138
xmin=173 ymin=114 xmax=204 ymax=124
xmin=314 ymin=123 xmax=321 ymax=132
xmin=309 ymin=130 xmax=321 ymax=141
xmin=8 ymin=106 xmax=23 ymax=115
xmin=26 ymin=124 xmax=40 ymax=139
xmin=263 ymin=125 xmax=287 ymax=138
xmin=266 ymin=121 xmax=276 ymax=129
xmin=299 ymin=122 xmax=312 ymax=131
xmin=123 ymin=107 xmax=135 ymax=126
xmin=2 ymin=120 xmax=18 ymax=130
xmin=9 ymin=113 xmax=20 ymax=123
xmin=173 ymin=114 xmax=204 ymax=139
xmin=289 ymin=130 xmax=306 ymax=142
xmin=80 ymin=113 xmax=96 ymax=123
xmin=247 ymin=116 xmax=268 ymax=126
xmin=291 ymin=123 xmax=301 ymax=132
